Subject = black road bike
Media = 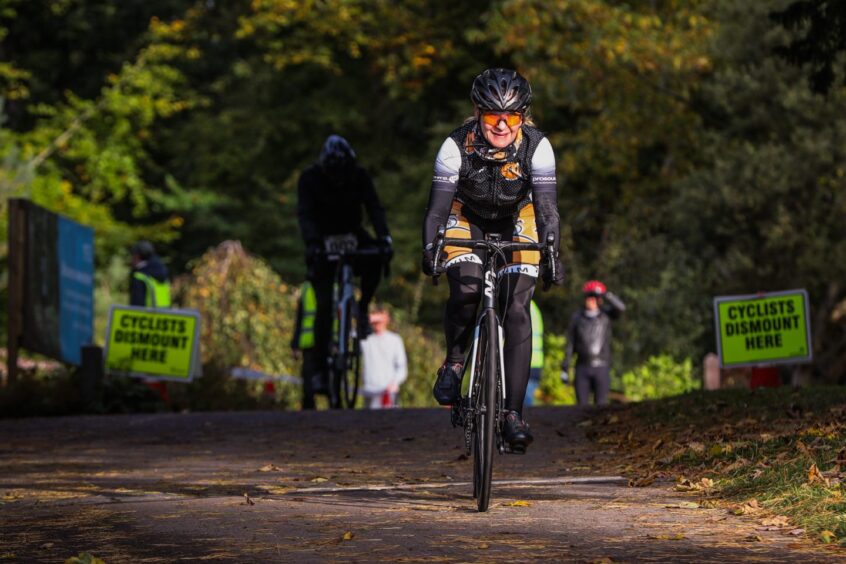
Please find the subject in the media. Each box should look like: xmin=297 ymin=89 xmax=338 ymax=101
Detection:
xmin=430 ymin=226 xmax=557 ymax=512
xmin=320 ymin=235 xmax=389 ymax=409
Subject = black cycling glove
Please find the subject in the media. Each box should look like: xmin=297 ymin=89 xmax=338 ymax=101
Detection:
xmin=421 ymin=246 xmax=444 ymax=277
xmin=541 ymin=251 xmax=565 ymax=289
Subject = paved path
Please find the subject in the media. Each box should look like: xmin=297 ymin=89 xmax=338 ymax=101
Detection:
xmin=0 ymin=407 xmax=841 ymax=562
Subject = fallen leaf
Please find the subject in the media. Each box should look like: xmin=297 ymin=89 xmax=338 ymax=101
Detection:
xmin=808 ymin=463 xmax=829 ymax=486
xmin=342 ymin=531 xmax=354 ymax=541
xmin=688 ymin=442 xmax=705 ymax=454
xmin=628 ymin=474 xmax=655 ymax=488
xmin=258 ymin=464 xmax=282 ymax=472
xmin=243 ymin=492 xmax=255 ymax=506
xmin=796 ymin=440 xmax=812 ymax=457
xmin=760 ymin=515 xmax=789 ymax=528
xmin=577 ymin=419 xmax=593 ymax=428
xmin=729 ymin=499 xmax=759 ymax=515
xmin=665 ymin=502 xmax=700 ymax=509
xmin=606 ymin=415 xmax=619 ymax=425
xmin=675 ymin=478 xmax=697 ymax=492
xmin=505 ymin=500 xmax=531 ymax=507
xmin=744 ymin=534 xmax=763 ymax=542
xmin=820 ymin=530 xmax=836 ymax=544
xmin=310 ymin=477 xmax=329 ymax=483
xmin=652 ymin=438 xmax=664 ymax=452
xmin=650 ymin=533 xmax=685 ymax=540
xmin=592 ymin=558 xmax=615 ymax=564
xmin=477 ymin=543 xmax=489 ymax=549
xmin=786 ymin=528 xmax=805 ymax=536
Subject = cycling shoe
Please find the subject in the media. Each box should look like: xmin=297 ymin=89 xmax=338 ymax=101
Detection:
xmin=433 ymin=361 xmax=464 ymax=405
xmin=501 ymin=410 xmax=533 ymax=454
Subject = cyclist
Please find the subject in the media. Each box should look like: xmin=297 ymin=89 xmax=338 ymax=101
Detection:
xmin=297 ymin=135 xmax=393 ymax=392
xmin=560 ymin=280 xmax=626 ymax=406
xmin=422 ymin=68 xmax=564 ymax=452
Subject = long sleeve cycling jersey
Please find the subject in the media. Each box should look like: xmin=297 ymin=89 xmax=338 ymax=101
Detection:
xmin=422 ymin=121 xmax=560 ymax=250
xmin=297 ymin=163 xmax=390 ymax=247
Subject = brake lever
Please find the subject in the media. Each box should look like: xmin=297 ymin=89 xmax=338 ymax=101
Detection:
xmin=544 ymin=233 xmax=556 ymax=290
xmin=431 ymin=224 xmax=446 ymax=286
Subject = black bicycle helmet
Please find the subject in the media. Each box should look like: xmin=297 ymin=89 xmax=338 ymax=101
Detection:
xmin=319 ymin=134 xmax=357 ymax=171
xmin=470 ymin=68 xmax=532 ymax=112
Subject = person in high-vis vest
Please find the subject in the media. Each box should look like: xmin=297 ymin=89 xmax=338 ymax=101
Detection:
xmin=129 ymin=241 xmax=172 ymax=403
xmin=291 ymin=281 xmax=320 ymax=409
xmin=523 ymin=300 xmax=544 ymax=408
xmin=129 ymin=241 xmax=171 ymax=308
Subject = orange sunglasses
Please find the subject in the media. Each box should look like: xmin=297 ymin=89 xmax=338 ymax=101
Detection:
xmin=480 ymin=111 xmax=523 ymax=128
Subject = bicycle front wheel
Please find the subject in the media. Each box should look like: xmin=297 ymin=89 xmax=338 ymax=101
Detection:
xmin=340 ymin=299 xmax=360 ymax=408
xmin=473 ymin=312 xmax=498 ymax=512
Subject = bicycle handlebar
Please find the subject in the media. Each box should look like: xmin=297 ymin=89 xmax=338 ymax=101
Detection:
xmin=429 ymin=225 xmax=557 ymax=288
xmin=314 ymin=247 xmax=389 ymax=257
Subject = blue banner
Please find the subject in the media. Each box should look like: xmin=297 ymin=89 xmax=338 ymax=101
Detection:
xmin=57 ymin=216 xmax=94 ymax=365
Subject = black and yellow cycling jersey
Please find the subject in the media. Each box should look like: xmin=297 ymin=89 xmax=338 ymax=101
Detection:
xmin=444 ymin=199 xmax=541 ymax=277
xmin=422 ymin=119 xmax=560 ymax=264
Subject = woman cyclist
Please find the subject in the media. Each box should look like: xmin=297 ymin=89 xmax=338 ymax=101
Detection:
xmin=421 ymin=68 xmax=565 ymax=452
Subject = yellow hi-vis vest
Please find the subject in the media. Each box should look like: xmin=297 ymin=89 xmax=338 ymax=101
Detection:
xmin=298 ymin=281 xmax=317 ymax=349
xmin=530 ymin=300 xmax=544 ymax=369
xmin=133 ymin=272 xmax=172 ymax=308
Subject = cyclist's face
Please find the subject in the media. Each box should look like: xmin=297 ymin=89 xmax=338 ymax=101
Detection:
xmin=585 ymin=296 xmax=599 ymax=311
xmin=477 ymin=109 xmax=522 ymax=149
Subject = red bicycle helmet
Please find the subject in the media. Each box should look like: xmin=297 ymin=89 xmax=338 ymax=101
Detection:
xmin=582 ymin=280 xmax=606 ymax=296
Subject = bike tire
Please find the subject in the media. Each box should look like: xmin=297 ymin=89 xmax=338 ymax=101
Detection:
xmin=475 ymin=313 xmax=497 ymax=512
xmin=340 ymin=300 xmax=360 ymax=408
xmin=471 ymin=322 xmax=488 ymax=500
xmin=327 ymin=306 xmax=345 ymax=410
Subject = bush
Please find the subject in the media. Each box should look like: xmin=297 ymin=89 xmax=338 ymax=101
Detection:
xmin=392 ymin=311 xmax=443 ymax=408
xmin=172 ymin=241 xmax=300 ymax=410
xmin=537 ymin=333 xmax=576 ymax=405
xmin=621 ymin=355 xmax=699 ymax=401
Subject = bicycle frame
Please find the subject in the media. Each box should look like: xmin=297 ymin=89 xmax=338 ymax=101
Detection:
xmin=432 ymin=227 xmax=555 ymax=511
xmin=465 ymin=262 xmax=506 ymax=421
xmin=320 ymin=244 xmax=387 ymax=408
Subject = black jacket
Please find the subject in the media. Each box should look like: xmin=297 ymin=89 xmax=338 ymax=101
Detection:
xmin=130 ymin=256 xmax=169 ymax=307
xmin=563 ymin=292 xmax=626 ymax=369
xmin=297 ymin=163 xmax=390 ymax=247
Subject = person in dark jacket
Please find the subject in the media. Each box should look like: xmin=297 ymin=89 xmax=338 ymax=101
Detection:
xmin=561 ymin=280 xmax=625 ymax=406
xmin=129 ymin=241 xmax=171 ymax=308
xmin=297 ymin=135 xmax=392 ymax=396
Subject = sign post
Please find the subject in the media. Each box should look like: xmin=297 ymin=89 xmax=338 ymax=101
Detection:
xmin=6 ymin=199 xmax=26 ymax=386
xmin=104 ymin=305 xmax=201 ymax=382
xmin=714 ymin=289 xmax=812 ymax=368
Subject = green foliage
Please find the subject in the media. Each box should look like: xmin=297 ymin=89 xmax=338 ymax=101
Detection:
xmin=537 ymin=333 xmax=575 ymax=405
xmin=621 ymin=355 xmax=698 ymax=401
xmin=5 ymin=0 xmax=846 ymax=403
xmin=175 ymin=241 xmax=300 ymax=409
xmin=391 ymin=311 xmax=444 ymax=408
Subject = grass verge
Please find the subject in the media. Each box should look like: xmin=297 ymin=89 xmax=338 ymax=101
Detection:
xmin=587 ymin=387 xmax=846 ymax=546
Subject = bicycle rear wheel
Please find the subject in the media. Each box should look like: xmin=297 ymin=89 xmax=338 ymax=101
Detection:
xmin=473 ymin=313 xmax=498 ymax=512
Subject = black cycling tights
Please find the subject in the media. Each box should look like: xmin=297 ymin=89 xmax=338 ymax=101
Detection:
xmin=445 ymin=262 xmax=536 ymax=415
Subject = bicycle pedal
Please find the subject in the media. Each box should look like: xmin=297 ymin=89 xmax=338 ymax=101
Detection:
xmin=501 ymin=444 xmax=527 ymax=455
